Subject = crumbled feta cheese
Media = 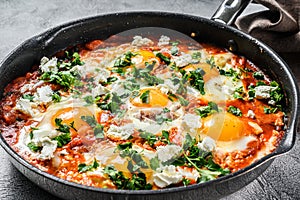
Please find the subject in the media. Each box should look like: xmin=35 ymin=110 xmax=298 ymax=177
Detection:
xmin=157 ymin=84 xmax=169 ymax=94
xmin=94 ymin=68 xmax=110 ymax=83
xmin=132 ymin=36 xmax=153 ymax=46
xmin=153 ymin=165 xmax=182 ymax=188
xmin=172 ymin=53 xmax=192 ymax=68
xmin=110 ymin=81 xmax=127 ymax=97
xmin=31 ymin=123 xmax=60 ymax=140
xmin=156 ymin=144 xmax=182 ymax=163
xmin=20 ymin=83 xmax=34 ymax=93
xmin=176 ymin=166 xmax=199 ymax=181
xmin=15 ymin=98 xmax=34 ymax=116
xmin=106 ymin=123 xmax=135 ymax=140
xmin=39 ymin=57 xmax=58 ymax=73
xmin=70 ymin=65 xmax=86 ymax=78
xmin=268 ymin=99 xmax=276 ymax=106
xmin=34 ymin=85 xmax=53 ymax=104
xmin=37 ymin=137 xmax=58 ymax=160
xmin=92 ymin=84 xmax=108 ymax=97
xmin=248 ymin=122 xmax=263 ymax=135
xmin=158 ymin=35 xmax=170 ymax=46
xmin=182 ymin=113 xmax=202 ymax=132
xmin=247 ymin=110 xmax=255 ymax=118
xmin=156 ymin=77 xmax=179 ymax=94
xmin=197 ymin=136 xmax=216 ymax=152
xmin=254 ymin=86 xmax=277 ymax=99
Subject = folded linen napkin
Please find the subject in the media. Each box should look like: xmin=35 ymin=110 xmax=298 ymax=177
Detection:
xmin=236 ymin=0 xmax=300 ymax=52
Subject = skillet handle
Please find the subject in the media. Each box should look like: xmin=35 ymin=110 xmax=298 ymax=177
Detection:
xmin=211 ymin=0 xmax=252 ymax=25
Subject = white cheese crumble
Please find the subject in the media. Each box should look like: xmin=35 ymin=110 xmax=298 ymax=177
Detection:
xmin=182 ymin=113 xmax=202 ymax=133
xmin=157 ymin=79 xmax=179 ymax=94
xmin=31 ymin=123 xmax=60 ymax=140
xmin=254 ymin=86 xmax=277 ymax=99
xmin=158 ymin=35 xmax=170 ymax=46
xmin=92 ymin=84 xmax=108 ymax=97
xmin=110 ymin=81 xmax=127 ymax=97
xmin=156 ymin=144 xmax=182 ymax=163
xmin=94 ymin=68 xmax=111 ymax=83
xmin=197 ymin=136 xmax=216 ymax=152
xmin=153 ymin=165 xmax=182 ymax=188
xmin=131 ymin=36 xmax=153 ymax=47
xmin=39 ymin=57 xmax=58 ymax=73
xmin=34 ymin=85 xmax=53 ymax=104
xmin=106 ymin=123 xmax=135 ymax=140
xmin=37 ymin=137 xmax=58 ymax=160
xmin=247 ymin=110 xmax=255 ymax=118
xmin=172 ymin=53 xmax=192 ymax=68
xmin=14 ymin=98 xmax=35 ymax=116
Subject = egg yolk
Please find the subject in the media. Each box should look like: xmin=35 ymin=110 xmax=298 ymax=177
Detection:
xmin=139 ymin=50 xmax=155 ymax=60
xmin=200 ymin=112 xmax=245 ymax=141
xmin=51 ymin=107 xmax=94 ymax=130
xmin=131 ymin=88 xmax=169 ymax=107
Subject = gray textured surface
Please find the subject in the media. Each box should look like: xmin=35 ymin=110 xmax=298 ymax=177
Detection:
xmin=0 ymin=0 xmax=299 ymax=200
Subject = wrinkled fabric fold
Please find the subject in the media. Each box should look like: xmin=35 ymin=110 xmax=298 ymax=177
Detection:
xmin=236 ymin=0 xmax=300 ymax=52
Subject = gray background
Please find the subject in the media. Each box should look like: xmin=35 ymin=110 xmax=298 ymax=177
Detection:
xmin=0 ymin=0 xmax=299 ymax=199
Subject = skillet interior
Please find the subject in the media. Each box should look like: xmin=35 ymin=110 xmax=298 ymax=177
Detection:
xmin=0 ymin=12 xmax=298 ymax=200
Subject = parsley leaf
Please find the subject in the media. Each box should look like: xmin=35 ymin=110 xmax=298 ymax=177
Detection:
xmin=27 ymin=142 xmax=42 ymax=152
xmin=55 ymin=118 xmax=70 ymax=133
xmin=189 ymin=68 xmax=205 ymax=95
xmin=22 ymin=94 xmax=34 ymax=102
xmin=195 ymin=101 xmax=219 ymax=118
xmin=83 ymin=95 xmax=94 ymax=105
xmin=264 ymin=106 xmax=278 ymax=114
xmin=253 ymin=71 xmax=264 ymax=80
xmin=178 ymin=96 xmax=189 ymax=106
xmin=150 ymin=157 xmax=160 ymax=170
xmin=81 ymin=115 xmax=104 ymax=139
xmin=52 ymin=91 xmax=61 ymax=102
xmin=53 ymin=133 xmax=71 ymax=148
xmin=114 ymin=51 xmax=135 ymax=68
xmin=206 ymin=56 xmax=216 ymax=68
xmin=156 ymin=52 xmax=171 ymax=65
xmin=78 ymin=159 xmax=99 ymax=173
xmin=227 ymin=105 xmax=242 ymax=116
xmin=140 ymin=90 xmax=150 ymax=103
xmin=104 ymin=165 xmax=152 ymax=190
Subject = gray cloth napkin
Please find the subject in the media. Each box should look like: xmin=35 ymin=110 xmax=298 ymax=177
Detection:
xmin=236 ymin=0 xmax=300 ymax=52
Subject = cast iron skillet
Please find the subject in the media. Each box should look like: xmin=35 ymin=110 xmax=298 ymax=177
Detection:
xmin=0 ymin=0 xmax=299 ymax=199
